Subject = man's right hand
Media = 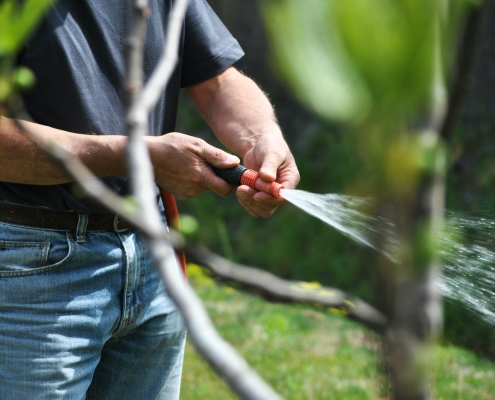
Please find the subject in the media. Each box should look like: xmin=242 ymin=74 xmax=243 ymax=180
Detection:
xmin=146 ymin=132 xmax=240 ymax=200
xmin=0 ymin=117 xmax=239 ymax=200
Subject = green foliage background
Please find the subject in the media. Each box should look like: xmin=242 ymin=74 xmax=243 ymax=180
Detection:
xmin=177 ymin=93 xmax=495 ymax=361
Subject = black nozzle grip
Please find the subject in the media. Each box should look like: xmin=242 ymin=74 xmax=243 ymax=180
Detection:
xmin=210 ymin=164 xmax=248 ymax=186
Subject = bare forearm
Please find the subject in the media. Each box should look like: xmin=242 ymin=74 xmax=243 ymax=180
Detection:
xmin=185 ymin=67 xmax=299 ymax=218
xmin=186 ymin=67 xmax=283 ymax=158
xmin=0 ymin=116 xmax=127 ymax=185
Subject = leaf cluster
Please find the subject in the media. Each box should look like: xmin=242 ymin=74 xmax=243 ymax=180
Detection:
xmin=0 ymin=0 xmax=54 ymax=103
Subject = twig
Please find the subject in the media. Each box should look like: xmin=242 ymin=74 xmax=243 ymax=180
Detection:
xmin=187 ymin=245 xmax=388 ymax=333
xmin=138 ymin=0 xmax=191 ymax=113
xmin=123 ymin=0 xmax=283 ymax=399
xmin=124 ymin=0 xmax=163 ymax=234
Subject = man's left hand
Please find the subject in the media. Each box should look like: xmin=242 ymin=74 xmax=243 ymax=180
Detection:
xmin=237 ymin=134 xmax=299 ymax=218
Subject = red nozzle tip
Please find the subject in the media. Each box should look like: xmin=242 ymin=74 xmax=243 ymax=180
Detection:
xmin=268 ymin=182 xmax=284 ymax=198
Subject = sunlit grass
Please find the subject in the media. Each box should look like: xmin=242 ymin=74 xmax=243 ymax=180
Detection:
xmin=181 ymin=265 xmax=495 ymax=399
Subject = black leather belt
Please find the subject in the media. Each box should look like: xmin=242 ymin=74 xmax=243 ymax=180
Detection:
xmin=0 ymin=202 xmax=132 ymax=232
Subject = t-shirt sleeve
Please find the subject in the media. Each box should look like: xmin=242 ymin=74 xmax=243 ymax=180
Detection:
xmin=180 ymin=0 xmax=244 ymax=87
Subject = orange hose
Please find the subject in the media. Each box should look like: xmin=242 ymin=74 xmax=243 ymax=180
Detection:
xmin=239 ymin=169 xmax=284 ymax=198
xmin=159 ymin=187 xmax=187 ymax=276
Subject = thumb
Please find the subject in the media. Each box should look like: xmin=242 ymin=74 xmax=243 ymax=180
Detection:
xmin=198 ymin=142 xmax=240 ymax=169
xmin=258 ymin=154 xmax=280 ymax=182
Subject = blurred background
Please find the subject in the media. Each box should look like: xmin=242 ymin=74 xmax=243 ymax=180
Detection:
xmin=177 ymin=0 xmax=495 ymax=362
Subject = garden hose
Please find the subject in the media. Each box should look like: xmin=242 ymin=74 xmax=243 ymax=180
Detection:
xmin=210 ymin=164 xmax=284 ymax=198
xmin=159 ymin=187 xmax=187 ymax=276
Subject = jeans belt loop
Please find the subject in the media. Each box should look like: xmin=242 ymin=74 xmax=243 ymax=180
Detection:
xmin=76 ymin=214 xmax=89 ymax=243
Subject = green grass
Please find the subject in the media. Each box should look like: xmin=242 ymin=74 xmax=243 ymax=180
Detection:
xmin=181 ymin=265 xmax=495 ymax=400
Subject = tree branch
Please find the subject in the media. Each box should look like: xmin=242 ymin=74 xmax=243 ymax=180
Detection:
xmin=123 ymin=0 xmax=283 ymax=399
xmin=187 ymin=245 xmax=387 ymax=333
xmin=138 ymin=0 xmax=190 ymax=113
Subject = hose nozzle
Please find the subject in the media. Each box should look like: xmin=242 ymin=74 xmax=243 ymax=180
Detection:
xmin=211 ymin=165 xmax=284 ymax=198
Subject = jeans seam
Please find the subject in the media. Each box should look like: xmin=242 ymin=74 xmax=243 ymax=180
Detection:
xmin=112 ymin=232 xmax=131 ymax=335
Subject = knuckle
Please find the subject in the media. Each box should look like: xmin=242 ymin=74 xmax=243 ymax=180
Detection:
xmin=190 ymin=137 xmax=206 ymax=152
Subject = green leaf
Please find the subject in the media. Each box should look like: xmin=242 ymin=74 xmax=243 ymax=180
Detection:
xmin=122 ymin=196 xmax=139 ymax=214
xmin=13 ymin=66 xmax=36 ymax=92
xmin=180 ymin=214 xmax=199 ymax=236
xmin=262 ymin=0 xmax=371 ymax=122
xmin=0 ymin=0 xmax=55 ymax=56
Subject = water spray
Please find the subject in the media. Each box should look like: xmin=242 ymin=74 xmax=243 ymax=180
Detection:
xmin=212 ymin=164 xmax=495 ymax=327
xmin=210 ymin=164 xmax=284 ymax=198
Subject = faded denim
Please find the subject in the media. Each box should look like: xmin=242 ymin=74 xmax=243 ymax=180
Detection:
xmin=0 ymin=216 xmax=186 ymax=400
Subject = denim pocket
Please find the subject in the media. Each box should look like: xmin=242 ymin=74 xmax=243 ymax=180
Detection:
xmin=0 ymin=223 xmax=74 ymax=277
xmin=0 ymin=241 xmax=50 ymax=270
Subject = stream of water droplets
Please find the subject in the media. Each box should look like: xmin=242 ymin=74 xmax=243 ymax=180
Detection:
xmin=280 ymin=188 xmax=495 ymax=325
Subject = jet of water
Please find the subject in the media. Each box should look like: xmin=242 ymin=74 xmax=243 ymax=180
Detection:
xmin=279 ymin=189 xmax=397 ymax=260
xmin=279 ymin=188 xmax=378 ymax=248
xmin=279 ymin=188 xmax=495 ymax=325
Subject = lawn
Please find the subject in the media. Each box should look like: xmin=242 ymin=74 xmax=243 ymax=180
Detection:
xmin=181 ymin=265 xmax=495 ymax=399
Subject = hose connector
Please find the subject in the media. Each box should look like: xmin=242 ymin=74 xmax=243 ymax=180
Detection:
xmin=210 ymin=165 xmax=284 ymax=198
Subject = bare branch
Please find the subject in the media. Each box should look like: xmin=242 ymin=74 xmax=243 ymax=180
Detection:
xmin=380 ymin=9 xmax=450 ymax=399
xmin=123 ymin=0 xmax=283 ymax=398
xmin=187 ymin=244 xmax=388 ymax=333
xmin=138 ymin=0 xmax=191 ymax=113
xmin=124 ymin=0 xmax=163 ymax=233
xmin=153 ymin=237 xmax=284 ymax=400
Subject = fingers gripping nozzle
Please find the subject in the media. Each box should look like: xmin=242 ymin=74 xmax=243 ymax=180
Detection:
xmin=210 ymin=165 xmax=284 ymax=198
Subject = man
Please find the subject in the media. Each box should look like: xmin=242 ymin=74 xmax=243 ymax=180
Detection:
xmin=0 ymin=0 xmax=299 ymax=399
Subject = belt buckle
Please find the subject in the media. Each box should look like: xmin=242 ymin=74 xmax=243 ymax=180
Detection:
xmin=113 ymin=214 xmax=120 ymax=231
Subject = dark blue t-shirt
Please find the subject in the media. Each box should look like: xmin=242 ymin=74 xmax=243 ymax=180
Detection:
xmin=1 ymin=0 xmax=243 ymax=213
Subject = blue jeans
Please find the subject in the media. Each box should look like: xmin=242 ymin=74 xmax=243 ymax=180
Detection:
xmin=0 ymin=214 xmax=186 ymax=399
